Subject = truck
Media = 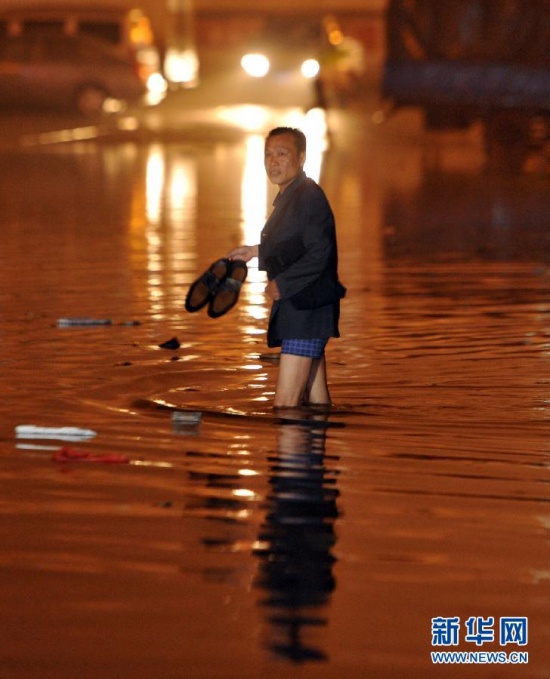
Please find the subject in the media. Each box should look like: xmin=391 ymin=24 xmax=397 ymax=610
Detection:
xmin=381 ymin=0 xmax=550 ymax=169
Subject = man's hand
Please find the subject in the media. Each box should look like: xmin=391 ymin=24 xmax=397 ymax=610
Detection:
xmin=265 ymin=279 xmax=281 ymax=301
xmin=227 ymin=245 xmax=258 ymax=262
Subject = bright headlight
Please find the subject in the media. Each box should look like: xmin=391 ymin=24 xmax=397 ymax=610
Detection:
xmin=241 ymin=53 xmax=270 ymax=78
xmin=147 ymin=72 xmax=168 ymax=95
xmin=164 ymin=48 xmax=199 ymax=86
xmin=301 ymin=58 xmax=320 ymax=79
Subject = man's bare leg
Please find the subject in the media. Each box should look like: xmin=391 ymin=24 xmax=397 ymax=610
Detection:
xmin=304 ymin=355 xmax=331 ymax=406
xmin=273 ymin=353 xmax=313 ymax=408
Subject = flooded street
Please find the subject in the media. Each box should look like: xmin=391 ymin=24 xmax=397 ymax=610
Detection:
xmin=0 ymin=93 xmax=549 ymax=678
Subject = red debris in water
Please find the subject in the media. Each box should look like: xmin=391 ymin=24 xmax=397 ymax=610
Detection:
xmin=53 ymin=447 xmax=130 ymax=464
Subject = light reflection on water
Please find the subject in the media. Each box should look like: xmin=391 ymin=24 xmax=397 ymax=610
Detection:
xmin=0 ymin=109 xmax=549 ymax=678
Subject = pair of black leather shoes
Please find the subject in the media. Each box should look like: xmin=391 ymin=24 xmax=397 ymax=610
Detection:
xmin=185 ymin=258 xmax=248 ymax=318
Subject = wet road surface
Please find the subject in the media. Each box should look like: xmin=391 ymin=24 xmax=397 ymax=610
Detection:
xmin=0 ymin=91 xmax=549 ymax=678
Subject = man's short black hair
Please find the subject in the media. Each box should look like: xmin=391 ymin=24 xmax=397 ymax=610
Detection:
xmin=266 ymin=127 xmax=307 ymax=155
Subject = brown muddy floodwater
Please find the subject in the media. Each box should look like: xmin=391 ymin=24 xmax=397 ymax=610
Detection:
xmin=0 ymin=104 xmax=549 ymax=679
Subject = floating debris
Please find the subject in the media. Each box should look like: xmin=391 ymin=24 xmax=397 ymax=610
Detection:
xmin=16 ymin=425 xmax=97 ymax=442
xmin=159 ymin=336 xmax=181 ymax=350
xmin=172 ymin=410 xmax=202 ymax=428
xmin=52 ymin=447 xmax=130 ymax=464
xmin=16 ymin=443 xmax=60 ymax=451
xmin=57 ymin=318 xmax=112 ymax=327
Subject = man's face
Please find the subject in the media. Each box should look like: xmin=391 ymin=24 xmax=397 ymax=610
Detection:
xmin=264 ymin=133 xmax=305 ymax=193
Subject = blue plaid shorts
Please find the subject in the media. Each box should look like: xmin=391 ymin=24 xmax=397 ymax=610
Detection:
xmin=280 ymin=338 xmax=328 ymax=359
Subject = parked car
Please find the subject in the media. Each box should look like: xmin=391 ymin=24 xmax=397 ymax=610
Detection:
xmin=0 ymin=5 xmax=163 ymax=87
xmin=0 ymin=28 xmax=163 ymax=116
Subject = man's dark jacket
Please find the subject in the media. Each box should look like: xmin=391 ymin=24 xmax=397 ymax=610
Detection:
xmin=258 ymin=171 xmax=345 ymax=348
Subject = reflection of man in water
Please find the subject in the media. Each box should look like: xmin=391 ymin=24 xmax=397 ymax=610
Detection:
xmin=253 ymin=418 xmax=339 ymax=662
xmin=228 ymin=127 xmax=344 ymax=410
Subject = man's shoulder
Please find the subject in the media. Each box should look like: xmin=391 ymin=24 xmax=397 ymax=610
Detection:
xmin=283 ymin=173 xmax=331 ymax=213
xmin=293 ymin=175 xmax=325 ymax=198
xmin=301 ymin=177 xmax=331 ymax=208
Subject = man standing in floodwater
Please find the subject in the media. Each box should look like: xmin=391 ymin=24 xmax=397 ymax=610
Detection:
xmin=228 ymin=126 xmax=345 ymax=409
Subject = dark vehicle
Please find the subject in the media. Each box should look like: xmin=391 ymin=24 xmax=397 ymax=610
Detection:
xmin=382 ymin=0 xmax=550 ymax=168
xmin=196 ymin=14 xmax=364 ymax=109
xmin=0 ymin=28 xmax=158 ymax=116
xmin=239 ymin=16 xmax=365 ymax=108
xmin=239 ymin=17 xmax=323 ymax=79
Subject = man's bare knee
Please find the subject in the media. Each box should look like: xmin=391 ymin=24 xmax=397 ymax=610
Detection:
xmin=274 ymin=353 xmax=313 ymax=408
